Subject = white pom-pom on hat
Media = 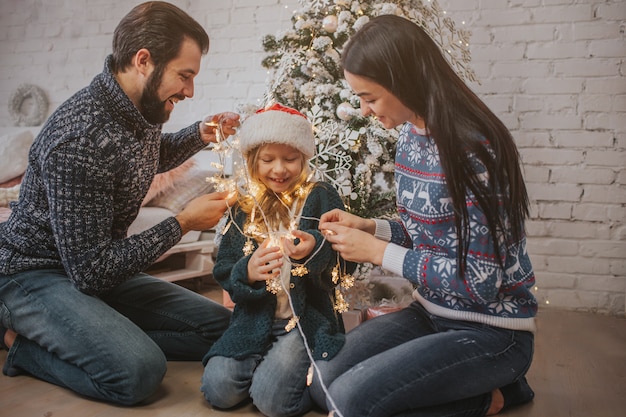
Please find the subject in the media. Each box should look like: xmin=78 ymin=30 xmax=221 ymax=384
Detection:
xmin=238 ymin=103 xmax=315 ymax=159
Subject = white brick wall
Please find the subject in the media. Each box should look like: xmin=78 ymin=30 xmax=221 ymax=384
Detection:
xmin=0 ymin=0 xmax=299 ymax=129
xmin=438 ymin=0 xmax=625 ymax=316
xmin=1 ymin=0 xmax=624 ymax=315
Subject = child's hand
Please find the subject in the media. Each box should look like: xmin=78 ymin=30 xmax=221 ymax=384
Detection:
xmin=247 ymin=238 xmax=283 ymax=283
xmin=282 ymin=230 xmax=315 ymax=261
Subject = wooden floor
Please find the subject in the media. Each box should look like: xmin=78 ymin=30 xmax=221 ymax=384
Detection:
xmin=1 ymin=279 xmax=625 ymax=417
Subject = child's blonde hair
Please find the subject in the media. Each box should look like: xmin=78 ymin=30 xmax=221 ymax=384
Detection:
xmin=236 ymin=103 xmax=317 ymax=241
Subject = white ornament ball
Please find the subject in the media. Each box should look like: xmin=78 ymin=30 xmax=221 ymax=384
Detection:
xmin=322 ymin=15 xmax=339 ymax=33
xmin=336 ymin=102 xmax=354 ymax=121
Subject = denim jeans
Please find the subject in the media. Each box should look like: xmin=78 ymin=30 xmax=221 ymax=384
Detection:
xmin=0 ymin=269 xmax=231 ymax=405
xmin=310 ymin=302 xmax=534 ymax=417
xmin=201 ymin=319 xmax=313 ymax=417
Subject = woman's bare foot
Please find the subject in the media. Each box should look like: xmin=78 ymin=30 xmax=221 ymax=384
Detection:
xmin=3 ymin=328 xmax=17 ymax=349
xmin=486 ymin=388 xmax=504 ymax=415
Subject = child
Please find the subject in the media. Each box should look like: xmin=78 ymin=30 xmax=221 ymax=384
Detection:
xmin=200 ymin=103 xmax=355 ymax=417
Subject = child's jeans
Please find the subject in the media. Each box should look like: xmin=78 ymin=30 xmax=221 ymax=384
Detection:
xmin=201 ymin=319 xmax=313 ymax=417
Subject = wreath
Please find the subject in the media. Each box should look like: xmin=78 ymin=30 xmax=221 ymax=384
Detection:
xmin=8 ymin=84 xmax=48 ymax=126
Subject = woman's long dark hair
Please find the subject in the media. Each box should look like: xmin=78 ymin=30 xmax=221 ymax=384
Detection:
xmin=341 ymin=14 xmax=529 ymax=271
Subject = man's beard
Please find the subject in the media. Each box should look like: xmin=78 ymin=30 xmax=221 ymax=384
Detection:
xmin=139 ymin=67 xmax=177 ymax=125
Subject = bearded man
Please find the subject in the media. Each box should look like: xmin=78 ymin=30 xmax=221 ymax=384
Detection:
xmin=0 ymin=2 xmax=238 ymax=405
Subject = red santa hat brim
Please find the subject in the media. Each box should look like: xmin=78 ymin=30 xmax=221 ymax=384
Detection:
xmin=238 ymin=104 xmax=315 ymax=159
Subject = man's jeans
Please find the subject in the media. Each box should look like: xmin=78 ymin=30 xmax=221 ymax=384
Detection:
xmin=0 ymin=269 xmax=231 ymax=405
xmin=311 ymin=302 xmax=534 ymax=417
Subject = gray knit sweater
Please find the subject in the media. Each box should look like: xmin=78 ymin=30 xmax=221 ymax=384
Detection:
xmin=0 ymin=55 xmax=206 ymax=295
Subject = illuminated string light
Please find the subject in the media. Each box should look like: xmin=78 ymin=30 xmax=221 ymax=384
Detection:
xmin=206 ymin=117 xmax=354 ymax=312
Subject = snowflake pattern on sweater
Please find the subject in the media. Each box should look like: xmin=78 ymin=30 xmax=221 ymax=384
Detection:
xmin=385 ymin=123 xmax=537 ymax=331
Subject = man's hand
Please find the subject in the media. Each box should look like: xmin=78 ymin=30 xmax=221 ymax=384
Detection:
xmin=175 ymin=190 xmax=237 ymax=235
xmin=200 ymin=112 xmax=240 ymax=144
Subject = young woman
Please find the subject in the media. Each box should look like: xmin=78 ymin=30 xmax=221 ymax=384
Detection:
xmin=201 ymin=104 xmax=355 ymax=417
xmin=313 ymin=15 xmax=537 ymax=417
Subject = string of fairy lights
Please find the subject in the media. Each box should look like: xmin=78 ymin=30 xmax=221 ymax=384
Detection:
xmin=205 ymin=120 xmax=355 ymax=313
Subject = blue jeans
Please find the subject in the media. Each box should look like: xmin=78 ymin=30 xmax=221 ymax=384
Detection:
xmin=0 ymin=269 xmax=231 ymax=405
xmin=310 ymin=302 xmax=534 ymax=417
xmin=201 ymin=320 xmax=313 ymax=417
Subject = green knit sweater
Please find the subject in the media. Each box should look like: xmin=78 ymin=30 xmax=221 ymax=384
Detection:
xmin=203 ymin=182 xmax=354 ymax=363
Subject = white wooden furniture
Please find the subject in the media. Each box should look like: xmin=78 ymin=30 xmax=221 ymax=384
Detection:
xmin=146 ymin=234 xmax=216 ymax=283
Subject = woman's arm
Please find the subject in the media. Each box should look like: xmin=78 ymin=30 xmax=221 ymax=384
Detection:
xmin=297 ymin=183 xmax=357 ymax=288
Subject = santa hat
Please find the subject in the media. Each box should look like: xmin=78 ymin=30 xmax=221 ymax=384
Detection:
xmin=238 ymin=103 xmax=315 ymax=159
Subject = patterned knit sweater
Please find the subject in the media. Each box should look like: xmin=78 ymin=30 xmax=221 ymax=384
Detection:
xmin=203 ymin=182 xmax=353 ymax=364
xmin=377 ymin=123 xmax=537 ymax=332
xmin=0 ymin=55 xmax=206 ymax=295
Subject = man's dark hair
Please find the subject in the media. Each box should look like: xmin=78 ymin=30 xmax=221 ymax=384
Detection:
xmin=111 ymin=1 xmax=209 ymax=73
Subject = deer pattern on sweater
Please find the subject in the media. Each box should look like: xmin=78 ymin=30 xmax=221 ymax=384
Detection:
xmin=390 ymin=123 xmax=537 ymax=323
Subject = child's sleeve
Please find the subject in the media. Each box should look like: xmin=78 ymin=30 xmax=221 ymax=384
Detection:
xmin=295 ymin=183 xmax=357 ymax=289
xmin=213 ymin=209 xmax=268 ymax=304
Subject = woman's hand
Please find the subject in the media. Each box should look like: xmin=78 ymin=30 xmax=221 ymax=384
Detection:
xmin=247 ymin=238 xmax=283 ymax=283
xmin=319 ymin=208 xmax=377 ymax=235
xmin=319 ymin=223 xmax=387 ymax=265
xmin=200 ymin=112 xmax=240 ymax=144
xmin=282 ymin=229 xmax=315 ymax=261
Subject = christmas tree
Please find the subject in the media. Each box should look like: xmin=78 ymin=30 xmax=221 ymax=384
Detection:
xmin=230 ymin=0 xmax=478 ymax=307
xmin=259 ymin=0 xmax=477 ymax=221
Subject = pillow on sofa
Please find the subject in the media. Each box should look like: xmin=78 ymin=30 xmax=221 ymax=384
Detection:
xmin=142 ymin=158 xmax=196 ymax=206
xmin=0 ymin=183 xmax=20 ymax=208
xmin=0 ymin=207 xmax=11 ymax=223
xmin=147 ymin=167 xmax=216 ymax=213
xmin=0 ymin=130 xmax=34 ymax=183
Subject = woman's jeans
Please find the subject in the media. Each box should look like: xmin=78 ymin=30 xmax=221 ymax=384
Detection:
xmin=311 ymin=302 xmax=534 ymax=417
xmin=0 ymin=269 xmax=232 ymax=405
xmin=201 ymin=320 xmax=313 ymax=417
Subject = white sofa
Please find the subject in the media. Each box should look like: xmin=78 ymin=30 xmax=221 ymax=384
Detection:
xmin=126 ymin=160 xmax=219 ymax=282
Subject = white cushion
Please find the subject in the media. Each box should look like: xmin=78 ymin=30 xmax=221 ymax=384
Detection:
xmin=128 ymin=206 xmax=200 ymax=244
xmin=147 ymin=168 xmax=216 ymax=213
xmin=0 ymin=184 xmax=20 ymax=207
xmin=0 ymin=130 xmax=34 ymax=183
